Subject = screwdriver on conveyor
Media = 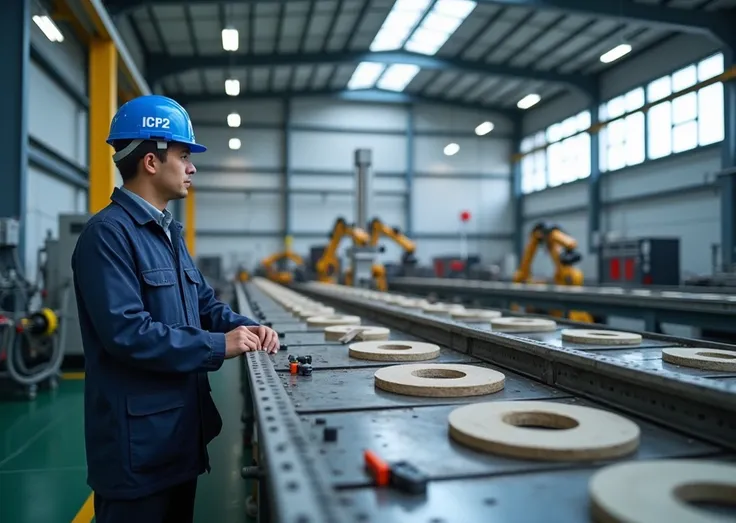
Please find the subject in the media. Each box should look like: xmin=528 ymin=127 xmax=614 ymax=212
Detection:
xmin=364 ymin=449 xmax=428 ymax=494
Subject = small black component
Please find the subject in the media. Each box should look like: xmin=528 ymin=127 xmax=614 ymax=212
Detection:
xmin=263 ymin=321 xmax=272 ymax=327
xmin=299 ymin=363 xmax=313 ymax=376
xmin=390 ymin=461 xmax=428 ymax=495
xmin=315 ymin=418 xmax=326 ymax=425
xmin=278 ymin=331 xmax=285 ymax=338
xmin=323 ymin=427 xmax=338 ymax=442
xmin=288 ymin=354 xmax=297 ymax=363
xmin=280 ymin=343 xmax=288 ymax=351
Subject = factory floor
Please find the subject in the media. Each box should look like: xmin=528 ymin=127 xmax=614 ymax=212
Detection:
xmin=0 ymin=360 xmax=254 ymax=523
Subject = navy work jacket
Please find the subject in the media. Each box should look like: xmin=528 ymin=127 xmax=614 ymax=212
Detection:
xmin=72 ymin=187 xmax=258 ymax=500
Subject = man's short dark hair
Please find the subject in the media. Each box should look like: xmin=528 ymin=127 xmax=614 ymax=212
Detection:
xmin=111 ymin=140 xmax=169 ymax=182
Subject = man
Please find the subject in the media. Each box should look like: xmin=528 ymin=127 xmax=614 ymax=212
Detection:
xmin=71 ymin=94 xmax=279 ymax=523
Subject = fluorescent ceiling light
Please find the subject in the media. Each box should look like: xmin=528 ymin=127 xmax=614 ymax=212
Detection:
xmin=229 ymin=138 xmax=241 ymax=150
xmin=444 ymin=143 xmax=460 ymax=156
xmin=475 ymin=121 xmax=494 ymax=136
xmin=225 ymin=79 xmax=240 ymax=96
xmin=33 ymin=15 xmax=64 ymax=43
xmin=517 ymin=94 xmax=541 ymax=110
xmin=600 ymin=43 xmax=632 ymax=64
xmin=227 ymin=113 xmax=241 ymax=127
xmin=222 ymin=28 xmax=239 ymax=51
xmin=404 ymin=0 xmax=477 ymax=56
xmin=377 ymin=64 xmax=420 ymax=92
xmin=347 ymin=62 xmax=386 ymax=90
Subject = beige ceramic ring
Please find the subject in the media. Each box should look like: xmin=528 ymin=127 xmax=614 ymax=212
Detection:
xmin=589 ymin=459 xmax=736 ymax=523
xmin=561 ymin=329 xmax=642 ymax=346
xmin=448 ymin=401 xmax=640 ymax=461
xmin=349 ymin=340 xmax=440 ymax=361
xmin=491 ymin=317 xmax=557 ymax=332
xmin=661 ymin=347 xmax=736 ymax=371
xmin=374 ymin=363 xmax=505 ymax=397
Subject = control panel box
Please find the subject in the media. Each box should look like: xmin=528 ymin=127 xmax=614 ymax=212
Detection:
xmin=599 ymin=238 xmax=680 ymax=286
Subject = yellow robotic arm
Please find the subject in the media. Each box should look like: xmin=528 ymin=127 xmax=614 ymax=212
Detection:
xmin=512 ymin=222 xmax=591 ymax=322
xmin=368 ymin=218 xmax=417 ymax=291
xmin=260 ymin=248 xmax=303 ymax=285
xmin=315 ymin=218 xmax=369 ymax=284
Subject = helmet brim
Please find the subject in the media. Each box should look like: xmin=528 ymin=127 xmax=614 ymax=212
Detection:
xmin=188 ymin=143 xmax=207 ymax=153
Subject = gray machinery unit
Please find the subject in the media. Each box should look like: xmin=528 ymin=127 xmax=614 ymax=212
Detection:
xmin=42 ymin=214 xmax=90 ymax=360
xmin=0 ymin=217 xmax=72 ymax=399
xmin=598 ymin=237 xmax=680 ymax=286
xmin=349 ymin=148 xmax=380 ymax=288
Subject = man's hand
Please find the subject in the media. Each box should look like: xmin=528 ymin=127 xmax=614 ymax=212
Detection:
xmin=224 ymin=326 xmax=262 ymax=358
xmin=246 ymin=325 xmax=280 ymax=354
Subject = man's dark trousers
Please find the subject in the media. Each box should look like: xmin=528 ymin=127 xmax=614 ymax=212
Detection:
xmin=93 ymin=479 xmax=197 ymax=523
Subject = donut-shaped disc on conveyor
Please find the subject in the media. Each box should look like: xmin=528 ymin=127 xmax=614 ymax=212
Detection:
xmin=661 ymin=347 xmax=736 ymax=371
xmin=306 ymin=315 xmax=361 ymax=328
xmin=421 ymin=303 xmax=464 ymax=316
xmin=491 ymin=317 xmax=557 ymax=332
xmin=374 ymin=364 xmax=505 ymax=397
xmin=451 ymin=308 xmax=502 ymax=321
xmin=589 ymin=459 xmax=736 ymax=523
xmin=561 ymin=329 xmax=642 ymax=346
xmin=448 ymin=401 xmax=640 ymax=461
xmin=324 ymin=325 xmax=390 ymax=341
xmin=349 ymin=340 xmax=440 ymax=361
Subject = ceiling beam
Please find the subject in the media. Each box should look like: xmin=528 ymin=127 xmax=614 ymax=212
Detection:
xmin=146 ymin=50 xmax=596 ymax=95
xmin=104 ymin=0 xmax=734 ymax=41
xmin=170 ymin=88 xmax=522 ymax=122
xmin=482 ymin=0 xmax=733 ymax=44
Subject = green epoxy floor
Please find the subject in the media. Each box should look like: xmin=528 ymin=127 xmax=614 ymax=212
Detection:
xmin=0 ymin=360 xmax=253 ymax=523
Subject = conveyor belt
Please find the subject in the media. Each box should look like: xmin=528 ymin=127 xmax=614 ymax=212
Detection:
xmin=388 ymin=276 xmax=736 ymax=333
xmin=234 ymin=279 xmax=736 ymax=523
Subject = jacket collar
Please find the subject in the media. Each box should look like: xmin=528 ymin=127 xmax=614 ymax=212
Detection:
xmin=111 ymin=188 xmax=184 ymax=231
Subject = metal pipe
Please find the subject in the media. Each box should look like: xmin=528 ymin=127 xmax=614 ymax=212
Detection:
xmin=354 ymin=148 xmax=372 ymax=229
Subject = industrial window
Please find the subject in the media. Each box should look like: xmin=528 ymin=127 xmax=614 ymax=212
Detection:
xmin=646 ymin=52 xmax=724 ymax=160
xmin=546 ymin=111 xmax=591 ymax=187
xmin=520 ymin=111 xmax=591 ymax=194
xmin=599 ymin=87 xmax=645 ymax=172
xmin=520 ymin=132 xmax=546 ymax=194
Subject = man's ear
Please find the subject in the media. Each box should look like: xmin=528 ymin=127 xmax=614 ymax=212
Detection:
xmin=141 ymin=152 xmax=158 ymax=175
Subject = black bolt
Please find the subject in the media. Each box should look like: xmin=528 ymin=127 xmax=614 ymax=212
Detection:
xmin=323 ymin=427 xmax=338 ymax=442
xmin=315 ymin=418 xmax=326 ymax=425
xmin=264 ymin=321 xmax=272 ymax=327
xmin=280 ymin=344 xmax=288 ymax=351
xmin=278 ymin=331 xmax=285 ymax=338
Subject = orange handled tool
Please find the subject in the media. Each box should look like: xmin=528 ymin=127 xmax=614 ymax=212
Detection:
xmin=364 ymin=449 xmax=390 ymax=486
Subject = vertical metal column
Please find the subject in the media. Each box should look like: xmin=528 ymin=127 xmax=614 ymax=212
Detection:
xmin=405 ymin=105 xmax=415 ymax=236
xmin=0 ymin=0 xmax=30 ymax=264
xmin=89 ymin=38 xmax=118 ymax=214
xmin=283 ymin=98 xmax=292 ymax=238
xmin=511 ymin=123 xmax=524 ymax=261
xmin=720 ymin=45 xmax=736 ymax=270
xmin=354 ymin=149 xmax=372 ymax=229
xmin=588 ymin=93 xmax=602 ymax=282
xmin=185 ymin=187 xmax=196 ymax=257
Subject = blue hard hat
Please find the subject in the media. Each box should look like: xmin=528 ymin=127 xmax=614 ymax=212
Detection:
xmin=106 ymin=95 xmax=206 ymax=161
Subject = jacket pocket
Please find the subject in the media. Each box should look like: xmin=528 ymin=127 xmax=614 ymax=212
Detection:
xmin=140 ymin=268 xmax=180 ymax=324
xmin=126 ymin=392 xmax=186 ymax=472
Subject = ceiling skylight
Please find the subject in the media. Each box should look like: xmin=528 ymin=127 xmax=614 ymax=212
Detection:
xmin=347 ymin=62 xmax=387 ymax=90
xmin=405 ymin=0 xmax=476 ymax=55
xmin=377 ymin=64 xmax=421 ymax=92
xmin=370 ymin=0 xmax=432 ymax=52
xmin=347 ymin=0 xmax=476 ymax=92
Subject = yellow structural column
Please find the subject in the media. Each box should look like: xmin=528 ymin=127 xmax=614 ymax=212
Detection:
xmin=185 ymin=187 xmax=196 ymax=256
xmin=89 ymin=39 xmax=117 ymax=214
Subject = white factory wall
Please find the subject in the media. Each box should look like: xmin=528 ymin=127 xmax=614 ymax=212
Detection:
xmin=521 ymin=34 xmax=723 ymax=281
xmin=25 ymin=26 xmax=89 ymax=280
xmin=187 ymin=98 xmax=515 ymax=276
